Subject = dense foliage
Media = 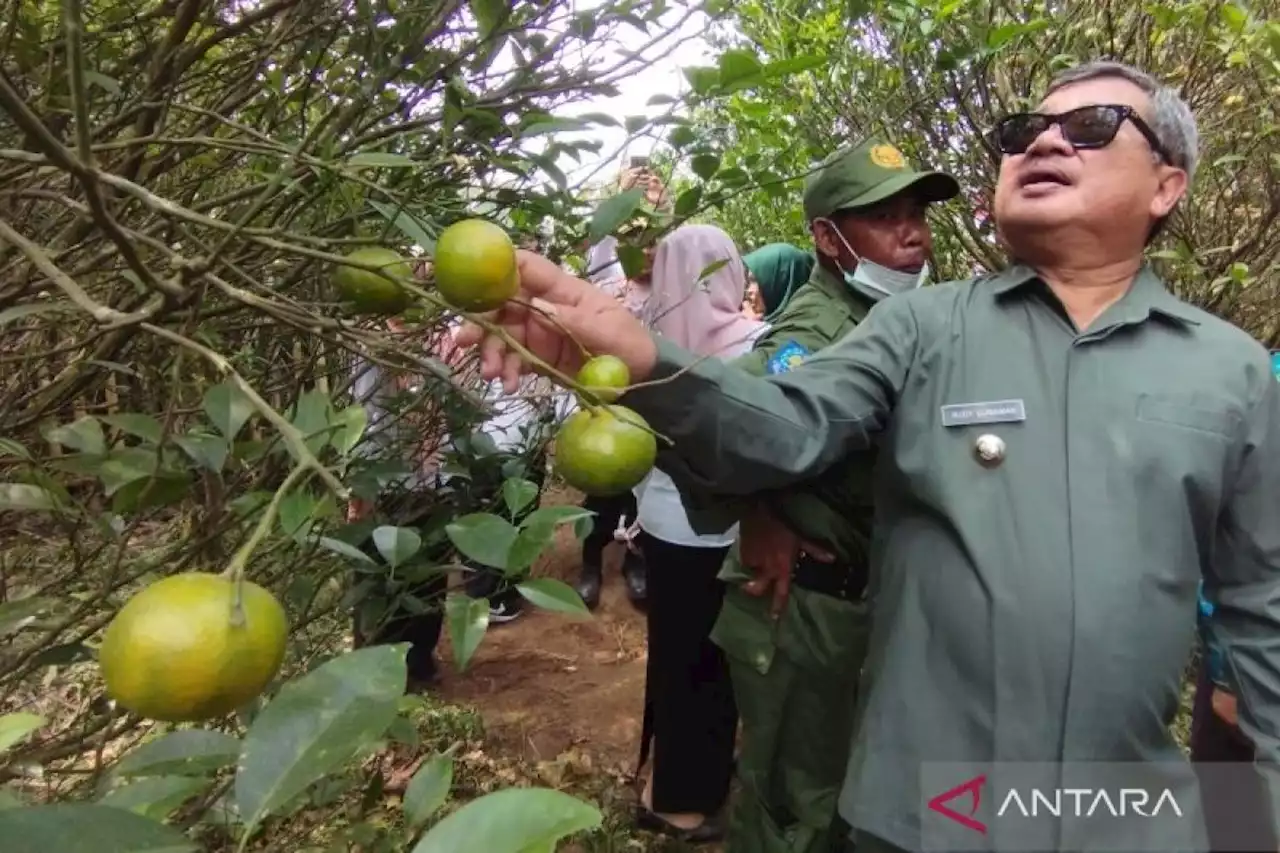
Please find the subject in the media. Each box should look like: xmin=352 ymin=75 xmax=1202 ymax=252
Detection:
xmin=1 ymin=0 xmax=1274 ymax=849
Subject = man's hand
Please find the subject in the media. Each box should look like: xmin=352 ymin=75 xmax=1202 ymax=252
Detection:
xmin=454 ymin=251 xmax=658 ymax=394
xmin=739 ymin=504 xmax=834 ymax=619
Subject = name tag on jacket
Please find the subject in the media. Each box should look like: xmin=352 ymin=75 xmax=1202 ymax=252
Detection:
xmin=940 ymin=399 xmax=1027 ymax=427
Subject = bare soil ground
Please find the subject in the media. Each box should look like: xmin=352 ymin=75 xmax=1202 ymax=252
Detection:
xmin=437 ymin=482 xmax=650 ymax=778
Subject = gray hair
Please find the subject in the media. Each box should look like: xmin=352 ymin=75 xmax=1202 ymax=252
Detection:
xmin=1045 ymin=61 xmax=1199 ymax=185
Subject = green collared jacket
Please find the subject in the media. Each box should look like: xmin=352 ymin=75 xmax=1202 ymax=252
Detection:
xmin=622 ymin=264 xmax=1280 ymax=852
xmin=723 ymin=262 xmax=877 ymax=574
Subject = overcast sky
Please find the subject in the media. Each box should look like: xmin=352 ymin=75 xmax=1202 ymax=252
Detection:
xmin=540 ymin=4 xmax=716 ymax=186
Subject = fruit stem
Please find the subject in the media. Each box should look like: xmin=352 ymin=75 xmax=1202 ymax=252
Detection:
xmin=221 ymin=464 xmax=313 ymax=586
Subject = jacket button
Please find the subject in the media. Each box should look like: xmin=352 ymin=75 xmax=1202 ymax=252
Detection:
xmin=974 ymin=433 xmax=1006 ymax=468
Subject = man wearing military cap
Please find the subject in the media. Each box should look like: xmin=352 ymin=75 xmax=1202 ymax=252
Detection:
xmin=706 ymin=137 xmax=959 ymax=852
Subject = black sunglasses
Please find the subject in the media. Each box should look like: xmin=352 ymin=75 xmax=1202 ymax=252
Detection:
xmin=990 ymin=104 xmax=1168 ymax=162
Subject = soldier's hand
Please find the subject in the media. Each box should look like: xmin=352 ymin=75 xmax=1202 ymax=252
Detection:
xmin=454 ymin=251 xmax=657 ymax=394
xmin=740 ymin=504 xmax=834 ymax=619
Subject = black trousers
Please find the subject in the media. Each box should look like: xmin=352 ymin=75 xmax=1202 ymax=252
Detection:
xmin=1190 ymin=663 xmax=1276 ymax=852
xmin=581 ymin=491 xmax=641 ymax=566
xmin=637 ymin=531 xmax=737 ymax=815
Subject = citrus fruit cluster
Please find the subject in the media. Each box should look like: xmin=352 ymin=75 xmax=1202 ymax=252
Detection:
xmin=329 ymin=218 xmax=517 ymax=316
xmin=99 ymin=573 xmax=288 ymax=722
xmin=328 ymin=219 xmax=657 ymax=495
xmin=554 ymin=356 xmax=657 ymax=496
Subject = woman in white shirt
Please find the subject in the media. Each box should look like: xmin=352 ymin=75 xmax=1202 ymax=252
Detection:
xmin=632 ymin=225 xmax=766 ymax=842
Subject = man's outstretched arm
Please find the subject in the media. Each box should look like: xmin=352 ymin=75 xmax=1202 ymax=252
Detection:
xmin=619 ymin=293 xmax=920 ymax=496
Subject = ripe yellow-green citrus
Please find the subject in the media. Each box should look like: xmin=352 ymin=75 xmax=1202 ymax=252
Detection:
xmin=555 ymin=405 xmax=657 ymax=496
xmin=332 ymin=247 xmax=414 ymax=315
xmin=575 ymin=355 xmax=631 ymax=403
xmin=432 ymin=219 xmax=518 ymax=312
xmin=99 ymin=572 xmax=289 ymax=723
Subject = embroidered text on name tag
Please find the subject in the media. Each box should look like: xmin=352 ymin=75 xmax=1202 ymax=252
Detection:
xmin=940 ymin=399 xmax=1027 ymax=427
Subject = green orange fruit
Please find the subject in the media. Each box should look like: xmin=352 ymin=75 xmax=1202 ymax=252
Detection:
xmin=575 ymin=355 xmax=631 ymax=403
xmin=554 ymin=405 xmax=657 ymax=496
xmin=99 ymin=573 xmax=288 ymax=722
xmin=332 ymin=247 xmax=414 ymax=315
xmin=432 ymin=219 xmax=519 ymax=312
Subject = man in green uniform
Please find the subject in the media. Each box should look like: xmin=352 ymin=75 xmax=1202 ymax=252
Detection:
xmin=459 ymin=61 xmax=1280 ymax=853
xmin=711 ymin=139 xmax=959 ymax=853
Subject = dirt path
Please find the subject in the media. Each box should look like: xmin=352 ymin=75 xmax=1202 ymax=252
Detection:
xmin=436 ymin=484 xmax=651 ymax=777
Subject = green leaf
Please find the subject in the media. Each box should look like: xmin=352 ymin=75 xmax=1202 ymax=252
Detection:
xmin=469 ymin=0 xmax=506 ymax=36
xmin=373 ymin=525 xmax=422 ymax=568
xmin=698 ymin=258 xmax=731 ymax=281
xmin=236 ymin=645 xmax=408 ymax=834
xmin=668 ymin=126 xmax=697 ymax=148
xmin=0 ymin=713 xmax=44 ymax=752
xmin=682 ymin=66 xmax=719 ymax=96
xmin=0 ymin=483 xmax=56 ymax=511
xmin=404 ymin=754 xmax=454 ymax=831
xmin=316 ymin=535 xmax=375 ymax=565
xmin=113 ymin=730 xmax=242 ymax=779
xmin=517 ymin=578 xmax=590 ymax=617
xmin=647 ymin=94 xmax=677 ymax=106
xmin=0 ymin=804 xmax=198 ymax=852
xmin=578 ymin=112 xmax=621 ymax=127
xmin=520 ymin=505 xmax=594 ymax=528
xmin=617 ymin=244 xmax=647 ymax=279
xmin=502 ymin=478 xmax=539 ymax=518
xmin=203 ymin=381 xmax=254 ymax=440
xmin=674 ymin=187 xmax=703 ymax=217
xmin=98 ymin=414 xmax=163 ymax=444
xmin=986 ymin=19 xmax=1051 ymax=50
xmin=717 ymin=48 xmax=763 ymax=88
xmin=99 ymin=776 xmax=211 ymax=821
xmin=331 ymin=405 xmax=368 ymax=455
xmin=446 ymin=513 xmax=517 ymax=570
xmin=44 ymin=416 xmax=105 ymax=455
xmin=368 ymin=200 xmax=437 ymax=253
xmin=289 ymin=390 xmax=334 ymax=456
xmin=505 ymin=523 xmax=555 ymax=573
xmin=762 ymin=55 xmax=826 ymax=78
xmin=0 ymin=597 xmax=54 ymax=637
xmin=411 ymin=787 xmax=601 ymax=853
xmin=624 ymin=115 xmax=647 ymax=134
xmin=572 ymin=514 xmax=595 ymax=542
xmin=691 ymin=154 xmax=721 ymax=181
xmin=279 ymin=490 xmax=321 ymax=541
xmin=349 ymin=152 xmax=418 ymax=168
xmin=96 ymin=448 xmax=158 ymax=497
xmin=588 ymin=189 xmax=646 ymax=244
xmin=445 ymin=594 xmax=489 ymax=672
xmin=519 ymin=117 xmax=590 ymax=137
xmin=0 ymin=438 xmax=31 ymax=460
xmin=173 ymin=432 xmax=228 ymax=472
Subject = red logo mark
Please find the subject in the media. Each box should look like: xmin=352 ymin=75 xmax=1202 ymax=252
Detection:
xmin=928 ymin=774 xmax=988 ymax=834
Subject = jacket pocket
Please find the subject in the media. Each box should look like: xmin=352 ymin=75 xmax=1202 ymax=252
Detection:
xmin=777 ymin=590 xmax=873 ymax=675
xmin=712 ymin=585 xmax=777 ymax=675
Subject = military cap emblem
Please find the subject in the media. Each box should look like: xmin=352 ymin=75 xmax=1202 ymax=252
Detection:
xmin=869 ymin=144 xmax=907 ymax=170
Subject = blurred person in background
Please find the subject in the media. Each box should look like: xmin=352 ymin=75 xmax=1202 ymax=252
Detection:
xmin=741 ymin=243 xmax=816 ymax=322
xmin=631 ymin=224 xmax=767 ymax=843
xmin=571 ymin=164 xmax=672 ymax=610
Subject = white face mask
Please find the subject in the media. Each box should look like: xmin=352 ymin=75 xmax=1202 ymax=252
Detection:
xmin=817 ymin=218 xmax=930 ymax=300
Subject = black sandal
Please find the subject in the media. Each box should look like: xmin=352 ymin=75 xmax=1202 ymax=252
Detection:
xmin=634 ymin=806 xmax=725 ymax=844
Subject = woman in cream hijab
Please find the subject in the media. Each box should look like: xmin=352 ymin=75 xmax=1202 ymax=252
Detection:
xmin=631 ymin=224 xmax=765 ymax=842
